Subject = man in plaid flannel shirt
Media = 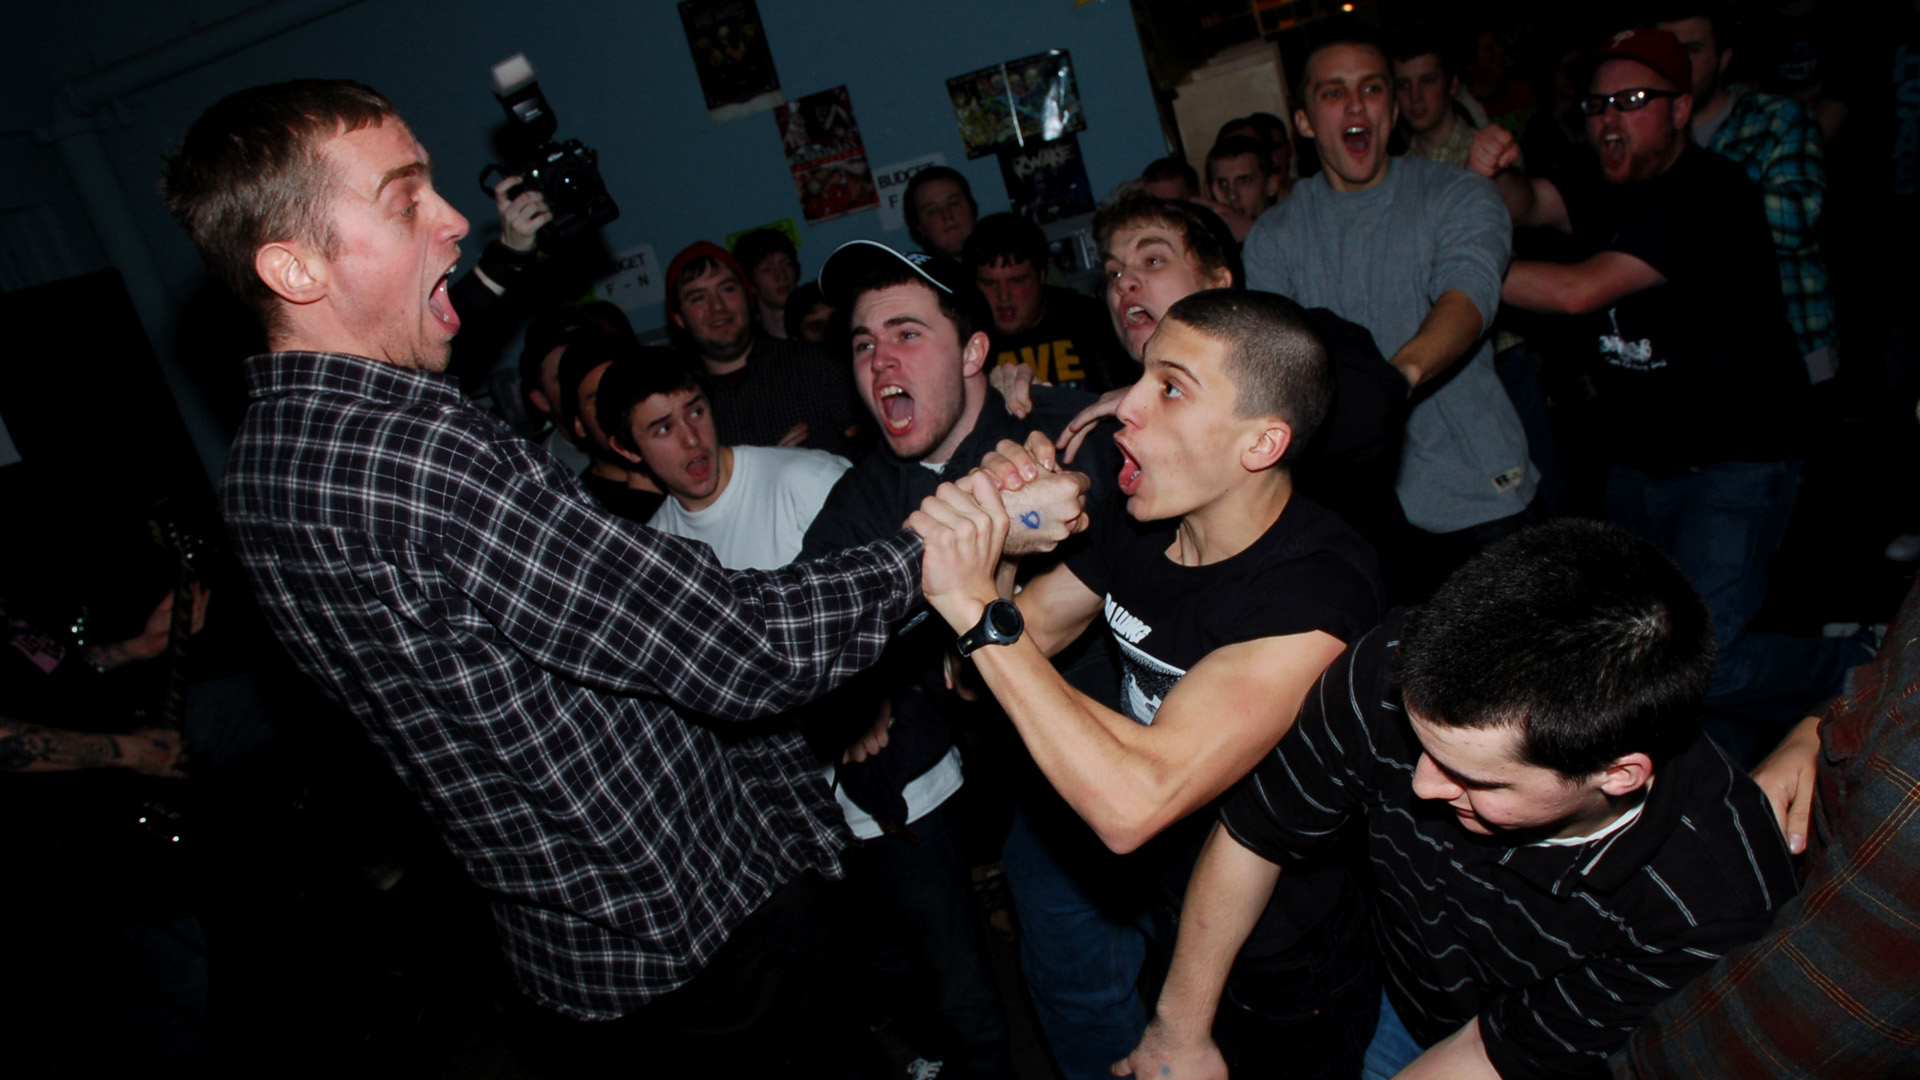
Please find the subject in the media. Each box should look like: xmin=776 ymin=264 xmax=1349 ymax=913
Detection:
xmin=160 ymin=79 xmax=1083 ymax=1074
xmin=1657 ymin=5 xmax=1837 ymax=383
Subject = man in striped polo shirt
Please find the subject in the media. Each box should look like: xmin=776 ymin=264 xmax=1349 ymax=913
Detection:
xmin=1118 ymin=519 xmax=1797 ymax=1080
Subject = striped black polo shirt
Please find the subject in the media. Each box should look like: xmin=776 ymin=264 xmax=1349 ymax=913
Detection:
xmin=1221 ymin=611 xmax=1798 ymax=1079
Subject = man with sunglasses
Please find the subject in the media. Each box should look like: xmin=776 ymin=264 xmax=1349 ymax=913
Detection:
xmin=1471 ymin=29 xmax=1859 ymax=745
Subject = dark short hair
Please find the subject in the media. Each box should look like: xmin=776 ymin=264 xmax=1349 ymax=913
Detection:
xmin=1162 ymin=290 xmax=1330 ymax=461
xmin=519 ymin=303 xmax=635 ymax=406
xmin=161 ymin=79 xmax=397 ymax=331
xmin=1396 ymin=519 xmax=1716 ymax=778
xmin=845 ymin=261 xmax=985 ymax=350
xmin=782 ymin=281 xmax=829 ymax=341
xmin=902 ymin=166 xmax=977 ymax=244
xmin=1141 ymin=156 xmax=1201 ymax=193
xmin=597 ymin=346 xmax=703 ymax=453
xmin=1206 ymin=135 xmax=1276 ymax=180
xmin=964 ymin=212 xmax=1049 ymax=272
xmin=1094 ymin=192 xmax=1241 ymax=287
xmin=732 ymin=228 xmax=798 ymax=277
xmin=1216 ymin=112 xmax=1289 ymax=148
xmin=555 ymin=329 xmax=637 ymax=435
xmin=1646 ymin=1 xmax=1733 ymax=56
xmin=1388 ymin=27 xmax=1459 ymax=84
xmin=1297 ymin=21 xmax=1391 ymax=106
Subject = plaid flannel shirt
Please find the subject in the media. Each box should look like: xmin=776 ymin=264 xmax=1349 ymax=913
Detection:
xmin=1625 ymin=580 xmax=1920 ymax=1077
xmin=1703 ymin=86 xmax=1835 ymax=360
xmin=220 ymin=351 xmax=922 ymax=1019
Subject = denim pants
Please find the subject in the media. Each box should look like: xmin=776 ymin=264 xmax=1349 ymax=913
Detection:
xmin=1606 ymin=460 xmax=1859 ymax=731
xmin=844 ymin=796 xmax=1013 ymax=1079
xmin=1360 ymin=990 xmax=1426 ymax=1080
xmin=999 ymin=801 xmax=1150 ymax=1080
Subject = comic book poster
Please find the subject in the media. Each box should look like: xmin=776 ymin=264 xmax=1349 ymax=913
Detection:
xmin=679 ymin=0 xmax=783 ymax=122
xmin=999 ymin=134 xmax=1096 ymax=224
xmin=775 ymin=86 xmax=879 ymax=223
xmin=947 ymin=50 xmax=1087 ymax=159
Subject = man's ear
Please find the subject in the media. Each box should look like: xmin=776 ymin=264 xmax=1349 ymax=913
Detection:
xmin=1264 ymin=171 xmax=1283 ymax=198
xmin=528 ymin=388 xmax=554 ymax=417
xmin=669 ymin=309 xmax=686 ymax=331
xmin=1597 ymin=752 xmax=1655 ymax=798
xmin=1717 ymin=47 xmax=1733 ymax=81
xmin=254 ymin=241 xmax=326 ymax=306
xmin=572 ymin=416 xmax=587 ymax=441
xmin=1294 ymin=107 xmax=1315 ymax=143
xmin=1206 ymin=264 xmax=1236 ymax=290
xmin=1242 ymin=420 xmax=1293 ymax=474
xmin=1672 ymin=92 xmax=1695 ymax=130
xmin=962 ymin=330 xmax=991 ymax=378
xmin=609 ymin=437 xmax=646 ymax=468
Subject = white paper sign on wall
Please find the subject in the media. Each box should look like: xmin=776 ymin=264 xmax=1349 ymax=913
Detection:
xmin=873 ymin=154 xmax=948 ymax=234
xmin=593 ymin=244 xmax=665 ymax=311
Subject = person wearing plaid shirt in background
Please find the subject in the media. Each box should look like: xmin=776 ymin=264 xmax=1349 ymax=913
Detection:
xmin=160 ymin=79 xmax=1085 ymax=1077
xmin=1655 ymin=3 xmax=1837 ymax=384
xmin=1623 ymin=569 xmax=1920 ymax=1078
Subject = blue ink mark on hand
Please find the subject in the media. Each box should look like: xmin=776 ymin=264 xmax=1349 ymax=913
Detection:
xmin=1161 ymin=1067 xmax=1172 ymax=1078
xmin=1020 ymin=511 xmax=1042 ymax=530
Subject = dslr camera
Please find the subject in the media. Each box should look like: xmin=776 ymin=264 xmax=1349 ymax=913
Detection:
xmin=480 ymin=53 xmax=619 ymax=247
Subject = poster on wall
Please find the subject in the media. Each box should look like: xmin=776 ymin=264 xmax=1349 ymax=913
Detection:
xmin=725 ymin=218 xmax=801 ymax=253
xmin=947 ymin=50 xmax=1087 ymax=159
xmin=775 ymin=86 xmax=880 ymax=223
xmin=999 ymin=133 xmax=1096 ymax=224
xmin=591 ymin=244 xmax=665 ymax=312
xmin=873 ymin=153 xmax=948 ymax=233
xmin=679 ymin=0 xmax=784 ymax=122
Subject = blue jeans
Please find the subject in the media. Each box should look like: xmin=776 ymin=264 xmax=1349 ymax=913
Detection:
xmin=1361 ymin=990 xmax=1426 ymax=1080
xmin=1606 ymin=461 xmax=1860 ymax=730
xmin=1000 ymin=802 xmax=1149 ymax=1080
xmin=845 ymin=797 xmax=1012 ymax=1079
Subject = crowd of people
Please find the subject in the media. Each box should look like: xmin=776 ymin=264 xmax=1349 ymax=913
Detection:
xmin=18 ymin=2 xmax=1917 ymax=1077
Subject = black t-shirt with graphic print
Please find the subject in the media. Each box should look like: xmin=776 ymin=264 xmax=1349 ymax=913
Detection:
xmin=1064 ymin=491 xmax=1382 ymax=955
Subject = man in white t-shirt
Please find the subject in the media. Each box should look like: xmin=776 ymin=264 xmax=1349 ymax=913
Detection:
xmin=595 ymin=344 xmax=1013 ymax=1078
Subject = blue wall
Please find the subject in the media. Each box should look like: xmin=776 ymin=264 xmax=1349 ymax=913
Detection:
xmin=61 ymin=0 xmax=1163 ymax=334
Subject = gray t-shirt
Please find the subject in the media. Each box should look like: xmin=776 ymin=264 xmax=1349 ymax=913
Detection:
xmin=1244 ymin=157 xmax=1535 ymax=533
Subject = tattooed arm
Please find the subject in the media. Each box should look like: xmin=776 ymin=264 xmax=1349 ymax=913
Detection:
xmin=0 ymin=717 xmax=186 ymax=777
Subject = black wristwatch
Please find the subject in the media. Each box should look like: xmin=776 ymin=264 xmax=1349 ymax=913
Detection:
xmin=956 ymin=599 xmax=1024 ymax=658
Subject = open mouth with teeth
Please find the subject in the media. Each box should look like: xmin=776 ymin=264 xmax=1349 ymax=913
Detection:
xmin=684 ymin=452 xmax=712 ymax=483
xmin=877 ymin=384 xmax=914 ymax=435
xmin=1341 ymin=124 xmax=1373 ymax=158
xmin=1599 ymin=132 xmax=1627 ymax=172
xmin=1122 ymin=304 xmax=1157 ymax=350
xmin=428 ymin=266 xmax=461 ymax=336
xmin=1117 ymin=441 xmax=1143 ymax=496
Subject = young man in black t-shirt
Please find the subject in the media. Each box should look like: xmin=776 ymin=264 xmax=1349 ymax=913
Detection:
xmin=1116 ymin=521 xmax=1797 ymax=1080
xmin=965 ymin=213 xmax=1134 ymax=394
xmin=916 ymin=288 xmax=1384 ymax=1078
xmin=1473 ymin=28 xmax=1855 ymax=739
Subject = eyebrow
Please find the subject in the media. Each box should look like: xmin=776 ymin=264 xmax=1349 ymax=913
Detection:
xmin=374 ymin=158 xmax=430 ymax=199
xmin=1146 ymin=357 xmax=1201 ymax=384
xmin=1427 ymin=752 xmax=1510 ymax=791
xmin=851 ymin=314 xmax=932 ymax=337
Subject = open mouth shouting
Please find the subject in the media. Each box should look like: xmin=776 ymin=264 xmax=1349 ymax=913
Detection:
xmin=876 ymin=384 xmax=914 ymax=435
xmin=1116 ymin=439 xmax=1143 ymax=496
xmin=1341 ymin=124 xmax=1373 ymax=160
xmin=1598 ymin=131 xmax=1627 ymax=173
xmin=428 ymin=262 xmax=461 ymax=337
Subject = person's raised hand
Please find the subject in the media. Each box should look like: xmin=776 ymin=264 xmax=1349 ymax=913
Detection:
xmin=1466 ymin=125 xmax=1521 ymax=179
xmin=908 ymin=474 xmax=1010 ymax=628
xmin=494 ymin=175 xmax=554 ymax=253
xmin=1057 ymin=387 xmax=1128 ymax=464
xmin=990 ymin=362 xmax=1046 ymax=419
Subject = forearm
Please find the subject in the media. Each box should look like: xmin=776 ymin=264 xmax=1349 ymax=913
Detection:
xmin=1 ymin=719 xmax=131 ymax=772
xmin=1391 ymin=291 xmax=1486 ymax=389
xmin=970 ymin=637 xmax=1182 ymax=851
xmin=1151 ymin=824 xmax=1284 ymax=1040
xmin=82 ymin=639 xmax=146 ymax=673
xmin=1503 ymin=260 xmax=1598 ymax=315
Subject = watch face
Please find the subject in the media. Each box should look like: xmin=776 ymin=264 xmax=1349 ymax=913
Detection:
xmin=988 ymin=600 xmax=1022 ymax=637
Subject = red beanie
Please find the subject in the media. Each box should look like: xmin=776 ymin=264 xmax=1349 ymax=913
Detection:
xmin=665 ymin=241 xmax=754 ymax=317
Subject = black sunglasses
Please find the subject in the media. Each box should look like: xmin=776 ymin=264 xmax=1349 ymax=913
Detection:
xmin=1578 ymin=88 xmax=1681 ymax=116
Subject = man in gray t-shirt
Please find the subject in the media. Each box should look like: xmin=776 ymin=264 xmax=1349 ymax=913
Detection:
xmin=1244 ymin=32 xmax=1535 ymax=588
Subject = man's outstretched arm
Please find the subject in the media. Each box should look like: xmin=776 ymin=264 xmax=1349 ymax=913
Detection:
xmin=1114 ymin=822 xmax=1282 ymax=1079
xmin=916 ymin=475 xmax=1345 ymax=853
xmin=1504 ymin=252 xmax=1666 ymax=316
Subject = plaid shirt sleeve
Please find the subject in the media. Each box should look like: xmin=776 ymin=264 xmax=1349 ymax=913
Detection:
xmin=1624 ymin=583 xmax=1920 ymax=1078
xmin=1707 ymin=90 xmax=1834 ymax=358
xmin=435 ymin=423 xmax=921 ymax=719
